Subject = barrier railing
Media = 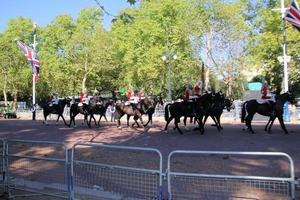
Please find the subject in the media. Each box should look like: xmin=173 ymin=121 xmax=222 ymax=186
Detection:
xmin=167 ymin=150 xmax=296 ymax=200
xmin=0 ymin=139 xmax=298 ymax=200
xmin=71 ymin=142 xmax=163 ymax=200
xmin=4 ymin=139 xmax=70 ymax=199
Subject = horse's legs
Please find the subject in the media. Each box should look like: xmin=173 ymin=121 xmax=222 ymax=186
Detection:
xmin=174 ymin=117 xmax=183 ymax=134
xmin=203 ymin=115 xmax=208 ymax=127
xmin=278 ymin=116 xmax=288 ymax=134
xmin=210 ymin=115 xmax=221 ymax=131
xmin=183 ymin=116 xmax=187 ymax=127
xmin=43 ymin=113 xmax=48 ymax=125
xmin=116 ymin=113 xmax=124 ymax=128
xmin=56 ymin=115 xmax=60 ymax=125
xmin=103 ymin=114 xmax=108 ymax=122
xmin=164 ymin=116 xmax=174 ymax=131
xmin=144 ymin=114 xmax=152 ymax=127
xmin=60 ymin=115 xmax=68 ymax=126
xmin=133 ymin=115 xmax=140 ymax=128
xmin=267 ymin=116 xmax=276 ymax=133
xmin=216 ymin=115 xmax=223 ymax=130
xmin=197 ymin=116 xmax=205 ymax=134
xmin=265 ymin=118 xmax=272 ymax=132
xmin=91 ymin=115 xmax=97 ymax=127
xmin=245 ymin=113 xmax=255 ymax=133
xmin=127 ymin=115 xmax=131 ymax=127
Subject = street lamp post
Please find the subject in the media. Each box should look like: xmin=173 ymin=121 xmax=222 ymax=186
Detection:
xmin=162 ymin=52 xmax=177 ymax=102
xmin=273 ymin=0 xmax=291 ymax=122
xmin=32 ymin=23 xmax=37 ymax=120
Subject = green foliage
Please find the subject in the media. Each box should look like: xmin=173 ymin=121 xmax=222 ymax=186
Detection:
xmin=244 ymin=0 xmax=300 ymax=96
xmin=1 ymin=0 xmax=299 ymax=104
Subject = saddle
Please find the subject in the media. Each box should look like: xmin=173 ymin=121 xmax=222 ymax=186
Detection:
xmin=256 ymin=99 xmax=275 ymax=105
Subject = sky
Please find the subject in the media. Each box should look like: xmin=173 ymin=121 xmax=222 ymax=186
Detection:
xmin=0 ymin=0 xmax=133 ymax=33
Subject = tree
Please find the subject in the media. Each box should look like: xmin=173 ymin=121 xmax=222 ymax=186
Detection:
xmin=111 ymin=0 xmax=208 ymax=98
xmin=243 ymin=0 xmax=300 ymax=96
xmin=0 ymin=17 xmax=34 ymax=108
xmin=199 ymin=0 xmax=249 ymax=97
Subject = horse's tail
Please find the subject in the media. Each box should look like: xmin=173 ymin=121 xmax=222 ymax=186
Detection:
xmin=164 ymin=103 xmax=171 ymax=121
xmin=241 ymin=102 xmax=247 ymax=123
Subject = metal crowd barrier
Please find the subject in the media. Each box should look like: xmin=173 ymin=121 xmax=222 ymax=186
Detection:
xmin=71 ymin=142 xmax=163 ymax=200
xmin=167 ymin=150 xmax=296 ymax=200
xmin=0 ymin=139 xmax=4 ymax=193
xmin=0 ymin=139 xmax=298 ymax=200
xmin=4 ymin=139 xmax=70 ymax=199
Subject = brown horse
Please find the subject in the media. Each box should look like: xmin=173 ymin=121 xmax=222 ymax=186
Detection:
xmin=114 ymin=98 xmax=152 ymax=128
xmin=130 ymin=96 xmax=164 ymax=127
xmin=241 ymin=92 xmax=295 ymax=134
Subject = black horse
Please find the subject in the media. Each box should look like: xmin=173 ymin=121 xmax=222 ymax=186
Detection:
xmin=130 ymin=96 xmax=164 ymax=127
xmin=203 ymin=93 xmax=234 ymax=130
xmin=42 ymin=98 xmax=71 ymax=126
xmin=69 ymin=103 xmax=96 ymax=128
xmin=164 ymin=100 xmax=196 ymax=134
xmin=164 ymin=93 xmax=217 ymax=134
xmin=241 ymin=92 xmax=295 ymax=134
xmin=92 ymin=101 xmax=112 ymax=126
xmin=114 ymin=98 xmax=152 ymax=129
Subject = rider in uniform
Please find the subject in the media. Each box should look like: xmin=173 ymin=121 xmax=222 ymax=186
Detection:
xmin=261 ymin=80 xmax=275 ymax=116
xmin=49 ymin=92 xmax=59 ymax=107
xmin=129 ymin=90 xmax=139 ymax=111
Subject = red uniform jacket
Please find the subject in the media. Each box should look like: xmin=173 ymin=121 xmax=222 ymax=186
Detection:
xmin=261 ymin=86 xmax=270 ymax=99
xmin=184 ymin=89 xmax=190 ymax=102
xmin=194 ymin=84 xmax=201 ymax=96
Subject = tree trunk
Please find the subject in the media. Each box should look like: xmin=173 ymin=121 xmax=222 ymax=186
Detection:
xmin=82 ymin=46 xmax=88 ymax=92
xmin=3 ymin=72 xmax=8 ymax=106
xmin=205 ymin=68 xmax=210 ymax=91
xmin=12 ymin=84 xmax=18 ymax=110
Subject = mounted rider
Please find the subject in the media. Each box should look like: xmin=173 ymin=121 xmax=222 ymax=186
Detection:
xmin=138 ymin=88 xmax=145 ymax=101
xmin=260 ymin=80 xmax=275 ymax=116
xmin=129 ymin=89 xmax=139 ymax=111
xmin=92 ymin=89 xmax=101 ymax=105
xmin=79 ymin=88 xmax=89 ymax=107
xmin=194 ymin=80 xmax=202 ymax=97
xmin=49 ymin=92 xmax=59 ymax=107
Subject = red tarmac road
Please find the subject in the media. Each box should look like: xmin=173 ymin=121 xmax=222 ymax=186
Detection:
xmin=0 ymin=117 xmax=300 ymax=177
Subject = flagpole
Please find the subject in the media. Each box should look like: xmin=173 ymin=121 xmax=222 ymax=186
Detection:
xmin=32 ymin=24 xmax=37 ymax=120
xmin=281 ymin=0 xmax=289 ymax=92
xmin=281 ymin=0 xmax=291 ymax=122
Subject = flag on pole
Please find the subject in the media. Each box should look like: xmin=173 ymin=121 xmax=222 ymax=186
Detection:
xmin=16 ymin=40 xmax=40 ymax=80
xmin=285 ymin=0 xmax=300 ymax=31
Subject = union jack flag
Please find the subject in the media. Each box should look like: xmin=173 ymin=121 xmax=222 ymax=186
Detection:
xmin=16 ymin=40 xmax=40 ymax=80
xmin=285 ymin=0 xmax=300 ymax=31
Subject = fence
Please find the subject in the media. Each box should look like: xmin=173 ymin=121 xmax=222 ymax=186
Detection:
xmin=0 ymin=139 xmax=299 ymax=200
xmin=0 ymin=139 xmax=4 ymax=192
xmin=4 ymin=139 xmax=70 ymax=199
xmin=71 ymin=142 xmax=163 ymax=200
xmin=167 ymin=150 xmax=296 ymax=200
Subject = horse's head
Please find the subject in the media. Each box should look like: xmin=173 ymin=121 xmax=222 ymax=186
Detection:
xmin=287 ymin=91 xmax=296 ymax=104
xmin=61 ymin=97 xmax=71 ymax=107
xmin=224 ymin=98 xmax=234 ymax=111
xmin=154 ymin=95 xmax=164 ymax=106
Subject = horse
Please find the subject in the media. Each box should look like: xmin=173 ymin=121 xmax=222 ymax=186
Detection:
xmin=91 ymin=101 xmax=112 ymax=126
xmin=164 ymin=100 xmax=196 ymax=134
xmin=202 ymin=93 xmax=234 ymax=130
xmin=42 ymin=98 xmax=71 ymax=126
xmin=114 ymin=98 xmax=151 ymax=129
xmin=130 ymin=96 xmax=164 ymax=127
xmin=68 ymin=103 xmax=96 ymax=128
xmin=241 ymin=92 xmax=295 ymax=134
